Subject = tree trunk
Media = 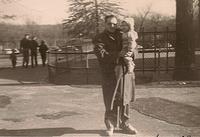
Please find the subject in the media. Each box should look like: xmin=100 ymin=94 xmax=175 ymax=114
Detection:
xmin=174 ymin=0 xmax=196 ymax=80
xmin=199 ymin=0 xmax=200 ymax=47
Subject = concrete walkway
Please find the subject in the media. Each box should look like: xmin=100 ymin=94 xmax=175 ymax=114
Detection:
xmin=0 ymin=67 xmax=200 ymax=137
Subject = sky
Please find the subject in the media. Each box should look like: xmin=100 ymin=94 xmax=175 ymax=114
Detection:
xmin=0 ymin=0 xmax=176 ymax=25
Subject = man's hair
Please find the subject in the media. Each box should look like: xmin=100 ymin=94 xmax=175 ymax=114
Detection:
xmin=25 ymin=34 xmax=30 ymax=37
xmin=32 ymin=36 xmax=37 ymax=39
xmin=41 ymin=40 xmax=45 ymax=44
xmin=105 ymin=15 xmax=117 ymax=23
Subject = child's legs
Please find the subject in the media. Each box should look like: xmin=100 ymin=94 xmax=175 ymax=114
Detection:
xmin=12 ymin=60 xmax=16 ymax=68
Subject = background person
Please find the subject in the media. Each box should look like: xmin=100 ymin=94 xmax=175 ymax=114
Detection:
xmin=10 ymin=49 xmax=17 ymax=68
xmin=30 ymin=36 xmax=39 ymax=67
xmin=20 ymin=34 xmax=30 ymax=68
xmin=39 ymin=40 xmax=48 ymax=66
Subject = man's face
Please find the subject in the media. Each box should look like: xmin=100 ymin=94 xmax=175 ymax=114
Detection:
xmin=25 ymin=35 xmax=30 ymax=39
xmin=105 ymin=17 xmax=117 ymax=33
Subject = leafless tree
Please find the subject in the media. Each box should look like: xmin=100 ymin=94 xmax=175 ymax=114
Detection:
xmin=137 ymin=3 xmax=152 ymax=31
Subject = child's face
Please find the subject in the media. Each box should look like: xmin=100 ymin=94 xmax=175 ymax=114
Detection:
xmin=120 ymin=22 xmax=130 ymax=33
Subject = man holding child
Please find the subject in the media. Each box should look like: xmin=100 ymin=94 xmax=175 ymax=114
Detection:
xmin=93 ymin=15 xmax=137 ymax=136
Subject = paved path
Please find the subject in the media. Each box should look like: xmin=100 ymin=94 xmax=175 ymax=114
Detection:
xmin=0 ymin=84 xmax=199 ymax=137
xmin=0 ymin=65 xmax=200 ymax=136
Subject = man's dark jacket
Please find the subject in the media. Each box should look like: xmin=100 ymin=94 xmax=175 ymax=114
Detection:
xmin=30 ymin=40 xmax=39 ymax=54
xmin=93 ymin=29 xmax=123 ymax=110
xmin=20 ymin=38 xmax=30 ymax=51
xmin=93 ymin=29 xmax=135 ymax=111
xmin=93 ymin=30 xmax=122 ymax=72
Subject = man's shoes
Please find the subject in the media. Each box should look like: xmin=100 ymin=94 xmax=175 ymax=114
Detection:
xmin=104 ymin=119 xmax=114 ymax=136
xmin=105 ymin=128 xmax=114 ymax=136
xmin=120 ymin=123 xmax=137 ymax=135
xmin=105 ymin=119 xmax=115 ymax=130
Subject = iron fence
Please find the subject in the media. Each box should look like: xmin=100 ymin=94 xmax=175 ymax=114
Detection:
xmin=48 ymin=28 xmax=200 ymax=84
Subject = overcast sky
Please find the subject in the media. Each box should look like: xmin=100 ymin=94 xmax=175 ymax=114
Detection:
xmin=0 ymin=0 xmax=175 ymax=24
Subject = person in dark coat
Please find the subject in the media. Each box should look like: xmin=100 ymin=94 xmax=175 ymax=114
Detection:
xmin=10 ymin=49 xmax=17 ymax=68
xmin=30 ymin=36 xmax=39 ymax=67
xmin=20 ymin=34 xmax=30 ymax=68
xmin=39 ymin=40 xmax=48 ymax=66
xmin=92 ymin=15 xmax=137 ymax=136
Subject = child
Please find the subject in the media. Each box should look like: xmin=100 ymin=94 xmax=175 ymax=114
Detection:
xmin=10 ymin=49 xmax=17 ymax=68
xmin=119 ymin=17 xmax=138 ymax=73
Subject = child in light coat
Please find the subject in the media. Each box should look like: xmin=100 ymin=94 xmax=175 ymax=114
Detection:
xmin=118 ymin=17 xmax=138 ymax=73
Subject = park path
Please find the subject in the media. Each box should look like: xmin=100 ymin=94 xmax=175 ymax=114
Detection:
xmin=0 ymin=84 xmax=199 ymax=137
xmin=0 ymin=57 xmax=200 ymax=136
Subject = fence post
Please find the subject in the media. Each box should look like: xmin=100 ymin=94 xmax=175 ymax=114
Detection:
xmin=166 ymin=27 xmax=169 ymax=73
xmin=158 ymin=47 xmax=161 ymax=83
xmin=55 ymin=52 xmax=58 ymax=74
xmin=153 ymin=27 xmax=157 ymax=73
xmin=142 ymin=27 xmax=145 ymax=74
xmin=47 ymin=51 xmax=50 ymax=81
xmin=86 ymin=52 xmax=89 ymax=84
xmin=65 ymin=53 xmax=68 ymax=68
xmin=80 ymin=37 xmax=83 ymax=62
xmin=47 ymin=51 xmax=49 ymax=66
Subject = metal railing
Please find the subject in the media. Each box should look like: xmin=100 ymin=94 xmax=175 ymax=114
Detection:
xmin=47 ymin=28 xmax=200 ymax=84
xmin=48 ymin=51 xmax=100 ymax=84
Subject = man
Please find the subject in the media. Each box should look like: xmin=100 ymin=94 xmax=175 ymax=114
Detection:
xmin=20 ymin=34 xmax=30 ymax=68
xmin=93 ymin=15 xmax=137 ymax=136
xmin=39 ymin=40 xmax=48 ymax=66
xmin=30 ymin=36 xmax=38 ymax=67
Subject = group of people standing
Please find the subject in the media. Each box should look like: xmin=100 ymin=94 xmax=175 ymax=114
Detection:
xmin=16 ymin=34 xmax=48 ymax=68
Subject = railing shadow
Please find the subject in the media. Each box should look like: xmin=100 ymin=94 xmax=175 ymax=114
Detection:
xmin=0 ymin=65 xmax=48 ymax=85
xmin=0 ymin=127 xmax=107 ymax=136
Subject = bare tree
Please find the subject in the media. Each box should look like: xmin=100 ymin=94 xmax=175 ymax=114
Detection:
xmin=149 ymin=12 xmax=163 ymax=27
xmin=137 ymin=3 xmax=152 ymax=31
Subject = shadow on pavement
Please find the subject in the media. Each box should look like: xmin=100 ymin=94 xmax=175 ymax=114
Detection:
xmin=131 ymin=97 xmax=200 ymax=127
xmin=0 ymin=66 xmax=48 ymax=85
xmin=0 ymin=95 xmax=11 ymax=108
xmin=0 ymin=128 xmax=106 ymax=136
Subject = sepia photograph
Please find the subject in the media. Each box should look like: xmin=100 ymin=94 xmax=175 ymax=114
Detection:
xmin=0 ymin=0 xmax=200 ymax=136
